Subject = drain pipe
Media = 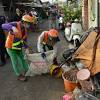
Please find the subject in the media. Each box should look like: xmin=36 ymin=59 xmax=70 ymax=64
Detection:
xmin=97 ymin=0 xmax=99 ymax=28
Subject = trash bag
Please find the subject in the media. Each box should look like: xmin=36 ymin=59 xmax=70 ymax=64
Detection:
xmin=25 ymin=50 xmax=54 ymax=76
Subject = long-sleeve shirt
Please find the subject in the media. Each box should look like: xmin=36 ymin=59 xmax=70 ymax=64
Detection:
xmin=37 ymin=31 xmax=45 ymax=53
xmin=58 ymin=17 xmax=63 ymax=24
xmin=37 ymin=31 xmax=60 ymax=59
xmin=2 ymin=22 xmax=17 ymax=31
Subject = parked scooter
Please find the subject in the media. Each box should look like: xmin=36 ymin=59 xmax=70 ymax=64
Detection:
xmin=65 ymin=19 xmax=83 ymax=48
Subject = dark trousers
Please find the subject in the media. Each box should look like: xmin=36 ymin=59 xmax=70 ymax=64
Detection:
xmin=0 ymin=47 xmax=9 ymax=63
xmin=43 ymin=44 xmax=53 ymax=52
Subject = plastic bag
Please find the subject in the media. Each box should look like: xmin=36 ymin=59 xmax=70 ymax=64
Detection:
xmin=25 ymin=50 xmax=54 ymax=76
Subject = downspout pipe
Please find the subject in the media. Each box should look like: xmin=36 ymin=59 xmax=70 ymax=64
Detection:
xmin=97 ymin=0 xmax=99 ymax=28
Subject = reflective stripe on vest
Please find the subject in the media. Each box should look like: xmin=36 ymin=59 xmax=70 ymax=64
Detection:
xmin=12 ymin=47 xmax=21 ymax=50
xmin=12 ymin=40 xmax=23 ymax=46
xmin=12 ymin=40 xmax=23 ymax=50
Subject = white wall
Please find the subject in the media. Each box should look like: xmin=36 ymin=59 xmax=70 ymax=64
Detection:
xmin=88 ymin=0 xmax=98 ymax=28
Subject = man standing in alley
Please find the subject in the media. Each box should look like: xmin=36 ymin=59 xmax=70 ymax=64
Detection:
xmin=13 ymin=8 xmax=22 ymax=21
xmin=49 ymin=6 xmax=57 ymax=29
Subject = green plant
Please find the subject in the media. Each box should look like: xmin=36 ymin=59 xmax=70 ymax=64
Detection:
xmin=62 ymin=4 xmax=82 ymax=22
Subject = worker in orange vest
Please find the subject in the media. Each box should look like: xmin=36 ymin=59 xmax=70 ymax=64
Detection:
xmin=37 ymin=29 xmax=60 ymax=64
xmin=2 ymin=15 xmax=34 ymax=81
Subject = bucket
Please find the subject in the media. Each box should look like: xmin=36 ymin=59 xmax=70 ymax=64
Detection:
xmin=76 ymin=69 xmax=94 ymax=92
xmin=50 ymin=64 xmax=63 ymax=78
xmin=77 ymin=69 xmax=90 ymax=81
xmin=62 ymin=69 xmax=79 ymax=92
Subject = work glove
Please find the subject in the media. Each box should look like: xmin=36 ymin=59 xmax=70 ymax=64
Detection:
xmin=53 ymin=57 xmax=58 ymax=65
xmin=41 ymin=52 xmax=46 ymax=59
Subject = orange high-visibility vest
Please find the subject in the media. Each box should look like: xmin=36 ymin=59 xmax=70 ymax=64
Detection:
xmin=43 ymin=31 xmax=49 ymax=43
xmin=5 ymin=22 xmax=27 ymax=49
xmin=5 ymin=32 xmax=14 ymax=48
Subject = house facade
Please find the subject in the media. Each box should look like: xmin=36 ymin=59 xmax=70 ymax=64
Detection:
xmin=82 ymin=0 xmax=100 ymax=30
xmin=88 ymin=0 xmax=99 ymax=28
